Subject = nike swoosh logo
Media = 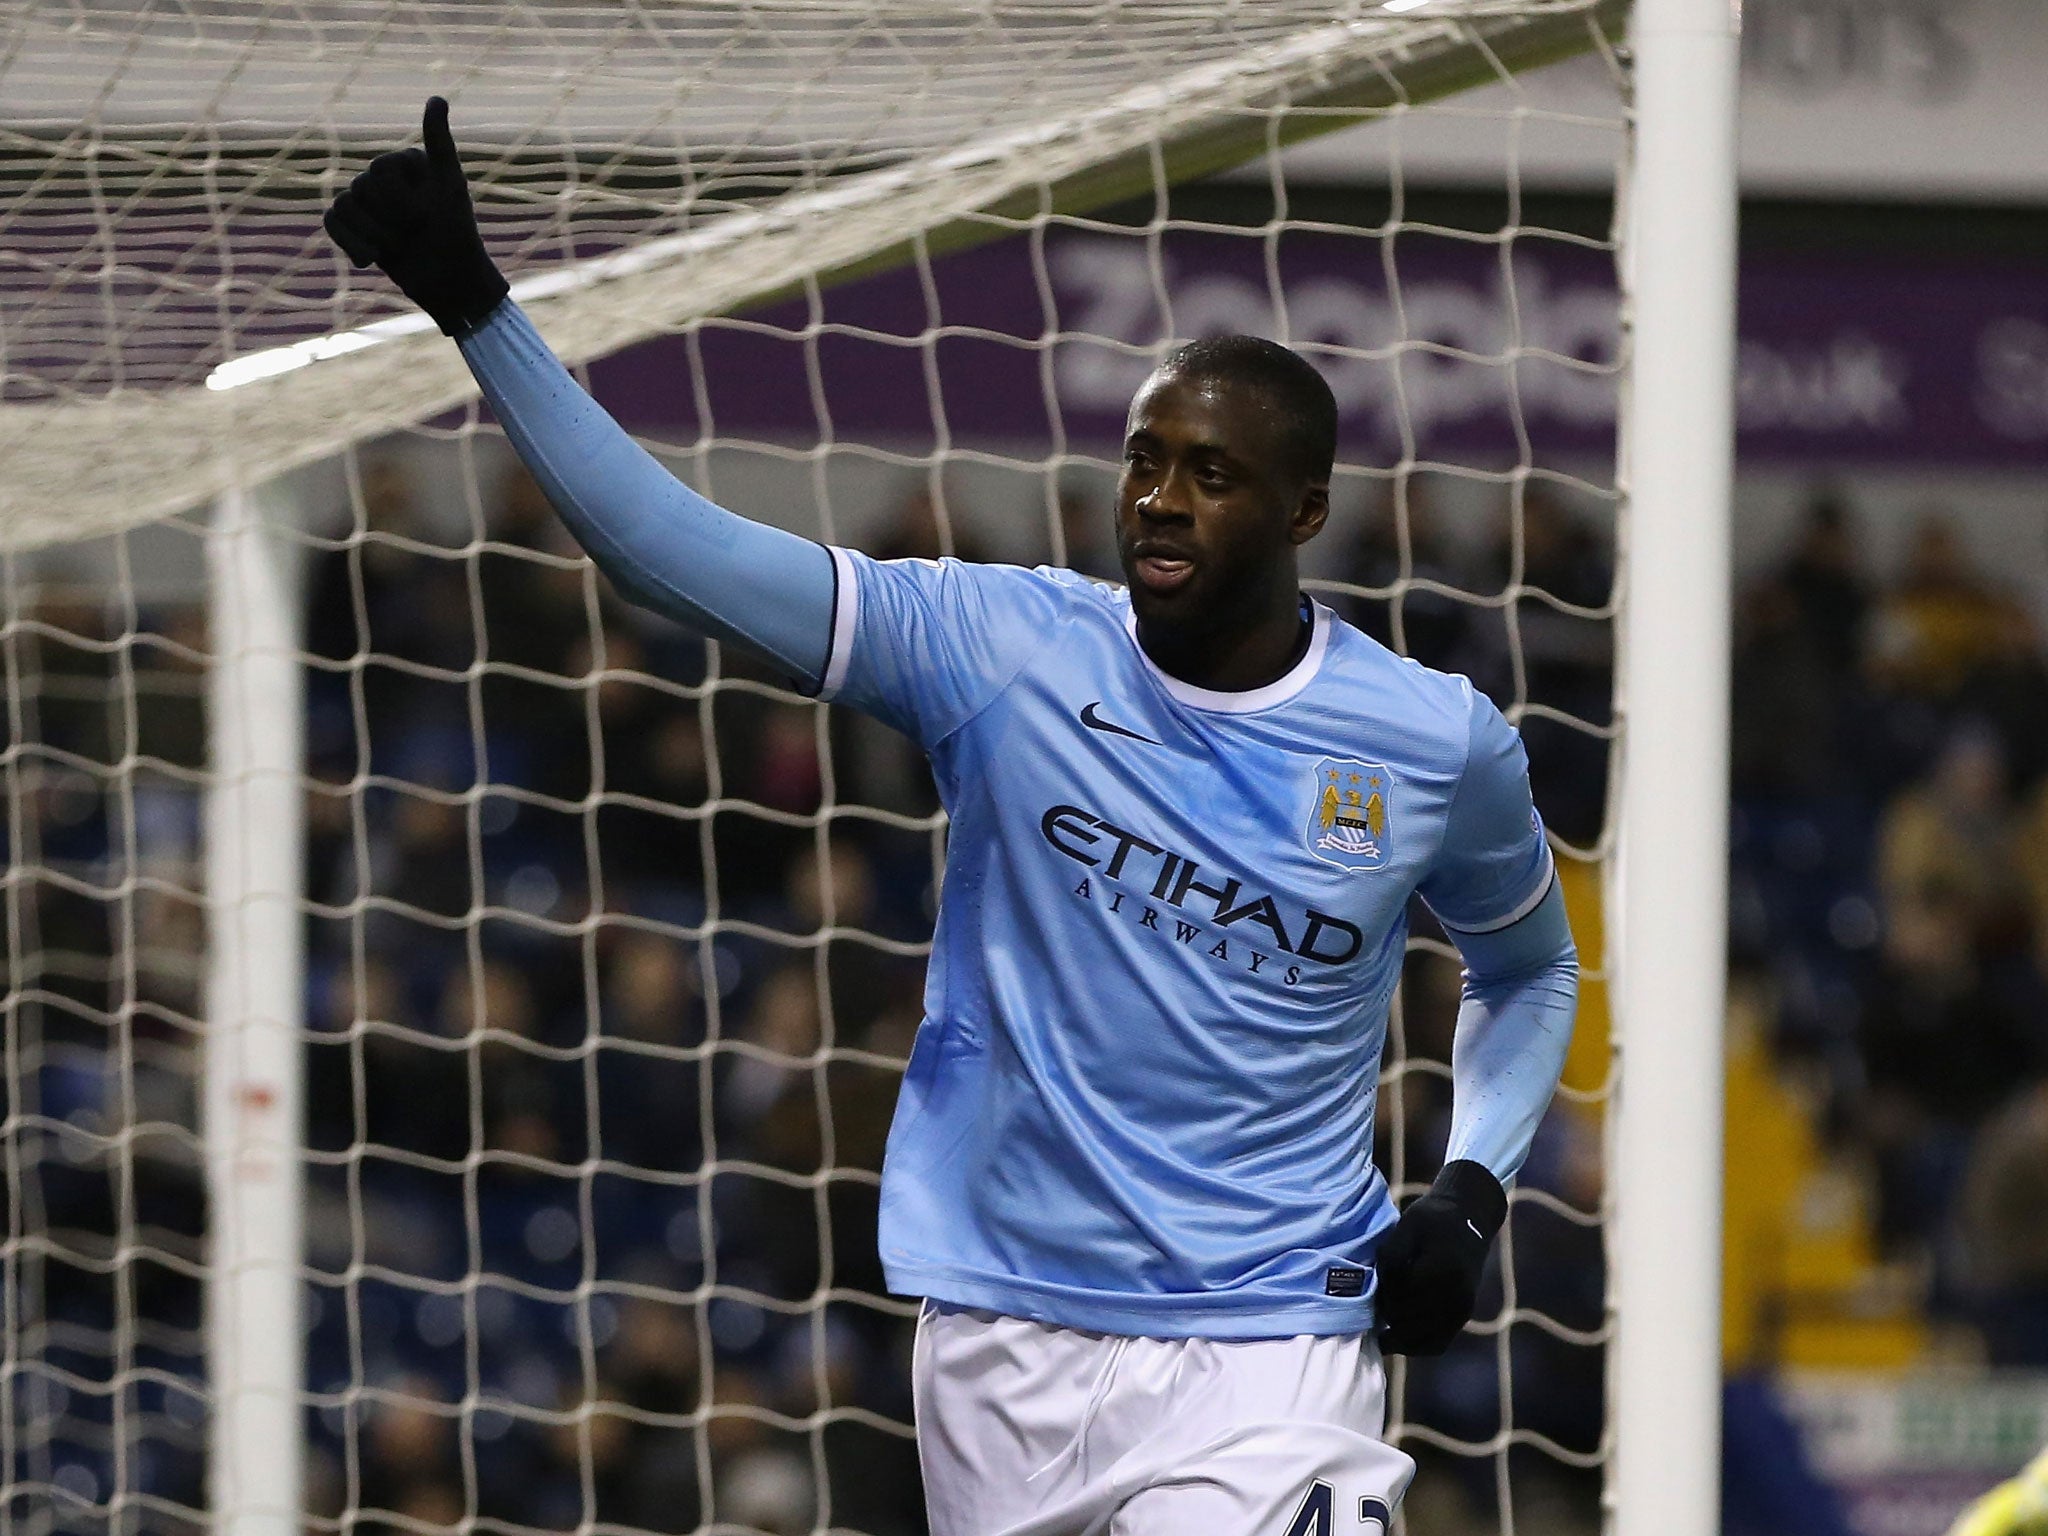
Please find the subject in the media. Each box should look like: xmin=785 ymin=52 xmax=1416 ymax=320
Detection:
xmin=1466 ymin=1219 xmax=1486 ymax=1241
xmin=1080 ymin=701 xmax=1162 ymax=746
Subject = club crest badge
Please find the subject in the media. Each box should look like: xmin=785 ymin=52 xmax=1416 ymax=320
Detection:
xmin=1306 ymin=758 xmax=1392 ymax=871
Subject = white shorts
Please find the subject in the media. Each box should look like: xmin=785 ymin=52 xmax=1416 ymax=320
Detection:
xmin=912 ymin=1303 xmax=1416 ymax=1536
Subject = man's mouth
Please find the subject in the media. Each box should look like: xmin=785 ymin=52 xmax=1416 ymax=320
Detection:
xmin=1131 ymin=544 xmax=1197 ymax=595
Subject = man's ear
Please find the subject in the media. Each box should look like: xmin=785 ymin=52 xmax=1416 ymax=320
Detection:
xmin=1291 ymin=483 xmax=1331 ymax=546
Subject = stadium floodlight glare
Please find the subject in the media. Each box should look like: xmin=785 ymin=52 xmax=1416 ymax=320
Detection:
xmin=0 ymin=5 xmax=1734 ymax=1536
xmin=204 ymin=322 xmax=411 ymax=392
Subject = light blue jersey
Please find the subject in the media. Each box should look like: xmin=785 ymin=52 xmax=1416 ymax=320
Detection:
xmin=457 ymin=301 xmax=1575 ymax=1342
xmin=821 ymin=551 xmax=1562 ymax=1338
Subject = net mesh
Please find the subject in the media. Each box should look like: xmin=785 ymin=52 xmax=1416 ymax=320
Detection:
xmin=0 ymin=3 xmax=1627 ymax=1533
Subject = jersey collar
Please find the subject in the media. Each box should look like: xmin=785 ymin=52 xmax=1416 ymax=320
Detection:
xmin=1122 ymin=598 xmax=1332 ymax=715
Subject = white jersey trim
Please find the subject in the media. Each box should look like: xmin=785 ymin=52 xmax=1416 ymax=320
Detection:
xmin=1121 ymin=598 xmax=1332 ymax=714
xmin=818 ymin=545 xmax=861 ymax=700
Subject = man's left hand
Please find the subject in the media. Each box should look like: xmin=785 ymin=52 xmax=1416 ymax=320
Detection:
xmin=1373 ymin=1159 xmax=1507 ymax=1356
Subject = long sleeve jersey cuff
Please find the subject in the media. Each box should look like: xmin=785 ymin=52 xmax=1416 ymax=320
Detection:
xmin=457 ymin=301 xmax=840 ymax=688
xmin=1441 ymin=876 xmax=1580 ymax=1185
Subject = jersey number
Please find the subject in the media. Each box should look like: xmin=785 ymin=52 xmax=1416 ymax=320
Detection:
xmin=1284 ymin=1481 xmax=1393 ymax=1536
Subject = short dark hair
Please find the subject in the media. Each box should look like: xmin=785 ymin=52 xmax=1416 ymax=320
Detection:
xmin=1157 ymin=335 xmax=1338 ymax=486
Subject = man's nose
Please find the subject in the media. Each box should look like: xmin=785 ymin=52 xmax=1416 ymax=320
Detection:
xmin=1137 ymin=479 xmax=1190 ymax=520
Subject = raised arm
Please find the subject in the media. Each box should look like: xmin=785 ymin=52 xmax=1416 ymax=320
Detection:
xmin=324 ymin=98 xmax=838 ymax=687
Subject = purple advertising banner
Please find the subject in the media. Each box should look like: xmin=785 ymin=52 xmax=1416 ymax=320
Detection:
xmin=585 ymin=225 xmax=2048 ymax=470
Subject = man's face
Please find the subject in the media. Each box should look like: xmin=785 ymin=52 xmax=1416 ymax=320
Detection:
xmin=1114 ymin=368 xmax=1327 ymax=630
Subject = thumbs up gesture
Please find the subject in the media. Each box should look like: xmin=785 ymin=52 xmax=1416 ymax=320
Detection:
xmin=324 ymin=97 xmax=511 ymax=337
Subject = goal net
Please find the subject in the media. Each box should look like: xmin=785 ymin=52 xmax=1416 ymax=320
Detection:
xmin=0 ymin=3 xmax=1629 ymax=1533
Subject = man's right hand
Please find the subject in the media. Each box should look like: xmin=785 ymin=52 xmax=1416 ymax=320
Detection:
xmin=324 ymin=96 xmax=509 ymax=337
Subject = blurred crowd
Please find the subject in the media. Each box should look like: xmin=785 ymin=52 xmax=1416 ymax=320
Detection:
xmin=289 ymin=460 xmax=948 ymax=1535
xmin=9 ymin=453 xmax=2043 ymax=1536
xmin=1727 ymin=494 xmax=2048 ymax=1367
xmin=15 ymin=458 xmax=943 ymax=1535
xmin=1341 ymin=480 xmax=2048 ymax=1377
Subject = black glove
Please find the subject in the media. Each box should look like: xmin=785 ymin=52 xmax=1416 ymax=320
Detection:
xmin=1373 ymin=1159 xmax=1507 ymax=1356
xmin=324 ymin=96 xmax=509 ymax=337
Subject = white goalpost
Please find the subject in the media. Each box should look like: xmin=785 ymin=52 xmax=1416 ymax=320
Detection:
xmin=0 ymin=4 xmax=1735 ymax=1535
xmin=1610 ymin=2 xmax=1740 ymax=1533
xmin=202 ymin=484 xmax=308 ymax=1536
